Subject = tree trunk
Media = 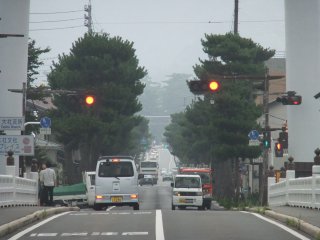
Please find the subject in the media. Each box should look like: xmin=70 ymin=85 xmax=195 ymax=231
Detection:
xmin=64 ymin=149 xmax=80 ymax=184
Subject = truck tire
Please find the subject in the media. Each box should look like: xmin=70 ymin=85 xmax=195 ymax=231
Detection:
xmin=171 ymin=204 xmax=175 ymax=210
xmin=198 ymin=206 xmax=205 ymax=210
xmin=133 ymin=204 xmax=139 ymax=210
xmin=93 ymin=204 xmax=103 ymax=211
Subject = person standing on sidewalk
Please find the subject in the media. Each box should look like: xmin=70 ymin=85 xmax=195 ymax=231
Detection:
xmin=39 ymin=162 xmax=56 ymax=206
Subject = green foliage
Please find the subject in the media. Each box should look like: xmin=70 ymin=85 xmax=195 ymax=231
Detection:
xmin=26 ymin=39 xmax=52 ymax=163
xmin=165 ymin=33 xmax=275 ymax=200
xmin=47 ymin=33 xmax=148 ymax=171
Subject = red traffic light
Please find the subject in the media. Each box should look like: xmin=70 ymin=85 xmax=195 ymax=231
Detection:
xmin=276 ymin=142 xmax=282 ymax=151
xmin=188 ymin=80 xmax=220 ymax=94
xmin=85 ymin=95 xmax=95 ymax=106
xmin=276 ymin=95 xmax=302 ymax=105
xmin=208 ymin=80 xmax=220 ymax=92
xmin=275 ymin=142 xmax=283 ymax=157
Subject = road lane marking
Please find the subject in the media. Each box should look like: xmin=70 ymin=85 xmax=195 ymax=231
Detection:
xmin=101 ymin=232 xmax=118 ymax=235
xmin=246 ymin=212 xmax=311 ymax=240
xmin=133 ymin=211 xmax=152 ymax=215
xmin=122 ymin=232 xmax=148 ymax=235
xmin=156 ymin=209 xmax=165 ymax=240
xmin=69 ymin=213 xmax=88 ymax=216
xmin=8 ymin=212 xmax=70 ymax=240
xmin=29 ymin=232 xmax=148 ymax=237
xmin=61 ymin=232 xmax=88 ymax=236
xmin=106 ymin=206 xmax=116 ymax=211
xmin=91 ymin=212 xmax=110 ymax=215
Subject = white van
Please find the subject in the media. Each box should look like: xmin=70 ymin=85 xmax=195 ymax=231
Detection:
xmin=171 ymin=174 xmax=203 ymax=210
xmin=94 ymin=156 xmax=139 ymax=210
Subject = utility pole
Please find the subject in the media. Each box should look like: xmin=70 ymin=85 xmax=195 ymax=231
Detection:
xmin=84 ymin=0 xmax=93 ymax=34
xmin=260 ymin=68 xmax=270 ymax=205
xmin=234 ymin=0 xmax=239 ymax=34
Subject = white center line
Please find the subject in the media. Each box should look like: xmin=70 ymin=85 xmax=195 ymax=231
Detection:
xmin=156 ymin=209 xmax=165 ymax=240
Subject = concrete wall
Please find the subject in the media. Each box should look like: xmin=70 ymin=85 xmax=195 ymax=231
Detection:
xmin=285 ymin=0 xmax=320 ymax=163
xmin=0 ymin=1 xmax=30 ymax=174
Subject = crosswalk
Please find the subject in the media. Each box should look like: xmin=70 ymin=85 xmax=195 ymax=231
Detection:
xmin=69 ymin=211 xmax=152 ymax=216
xmin=30 ymin=232 xmax=149 ymax=237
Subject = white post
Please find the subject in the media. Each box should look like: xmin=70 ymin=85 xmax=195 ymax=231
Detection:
xmin=285 ymin=170 xmax=295 ymax=206
xmin=28 ymin=172 xmax=39 ymax=205
xmin=267 ymin=177 xmax=276 ymax=205
xmin=312 ymin=165 xmax=320 ymax=177
xmin=6 ymin=166 xmax=16 ymax=176
xmin=312 ymin=165 xmax=320 ymax=209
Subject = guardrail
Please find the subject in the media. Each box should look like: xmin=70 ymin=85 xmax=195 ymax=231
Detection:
xmin=268 ymin=166 xmax=320 ymax=209
xmin=0 ymin=167 xmax=38 ymax=207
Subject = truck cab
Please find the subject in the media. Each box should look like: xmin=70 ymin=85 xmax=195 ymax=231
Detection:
xmin=171 ymin=174 xmax=204 ymax=210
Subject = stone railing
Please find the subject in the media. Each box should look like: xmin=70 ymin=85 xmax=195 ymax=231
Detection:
xmin=0 ymin=166 xmax=38 ymax=207
xmin=268 ymin=166 xmax=320 ymax=210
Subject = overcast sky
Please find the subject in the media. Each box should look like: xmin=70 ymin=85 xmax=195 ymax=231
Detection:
xmin=29 ymin=0 xmax=285 ymax=86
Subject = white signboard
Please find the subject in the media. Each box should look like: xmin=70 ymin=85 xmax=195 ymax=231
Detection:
xmin=249 ymin=140 xmax=260 ymax=146
xmin=0 ymin=117 xmax=25 ymax=130
xmin=252 ymin=157 xmax=263 ymax=164
xmin=40 ymin=128 xmax=51 ymax=135
xmin=0 ymin=135 xmax=34 ymax=156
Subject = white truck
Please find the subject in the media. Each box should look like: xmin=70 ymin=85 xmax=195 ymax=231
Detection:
xmin=139 ymin=160 xmax=159 ymax=184
xmin=53 ymin=171 xmax=95 ymax=208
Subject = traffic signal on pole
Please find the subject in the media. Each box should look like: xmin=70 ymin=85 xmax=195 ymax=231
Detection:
xmin=279 ymin=131 xmax=288 ymax=149
xmin=188 ymin=80 xmax=220 ymax=94
xmin=276 ymin=95 xmax=302 ymax=105
xmin=262 ymin=131 xmax=271 ymax=149
xmin=85 ymin=95 xmax=95 ymax=106
xmin=275 ymin=142 xmax=283 ymax=157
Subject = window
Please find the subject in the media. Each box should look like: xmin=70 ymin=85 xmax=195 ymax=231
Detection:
xmin=175 ymin=177 xmax=200 ymax=188
xmin=141 ymin=161 xmax=157 ymax=168
xmin=98 ymin=161 xmax=134 ymax=177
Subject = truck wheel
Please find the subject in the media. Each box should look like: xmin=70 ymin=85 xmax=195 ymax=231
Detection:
xmin=133 ymin=204 xmax=139 ymax=210
xmin=206 ymin=201 xmax=212 ymax=210
xmin=93 ymin=204 xmax=103 ymax=211
xmin=198 ymin=206 xmax=205 ymax=210
xmin=171 ymin=204 xmax=175 ymax=210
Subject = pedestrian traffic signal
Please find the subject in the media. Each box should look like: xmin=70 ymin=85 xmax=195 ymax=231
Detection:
xmin=275 ymin=142 xmax=283 ymax=157
xmin=85 ymin=95 xmax=95 ymax=106
xmin=276 ymin=95 xmax=302 ymax=105
xmin=188 ymin=80 xmax=220 ymax=94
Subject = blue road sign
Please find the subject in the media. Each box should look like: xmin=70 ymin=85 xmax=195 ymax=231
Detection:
xmin=40 ymin=117 xmax=51 ymax=128
xmin=248 ymin=130 xmax=259 ymax=140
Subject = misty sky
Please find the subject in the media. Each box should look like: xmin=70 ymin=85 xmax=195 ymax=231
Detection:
xmin=29 ymin=0 xmax=285 ymax=86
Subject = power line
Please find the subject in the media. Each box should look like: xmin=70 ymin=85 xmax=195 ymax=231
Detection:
xmin=30 ymin=25 xmax=84 ymax=31
xmin=30 ymin=10 xmax=83 ymax=15
xmin=93 ymin=19 xmax=283 ymax=25
xmin=30 ymin=18 xmax=83 ymax=24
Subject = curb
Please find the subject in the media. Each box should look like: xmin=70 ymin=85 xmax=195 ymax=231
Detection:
xmin=246 ymin=207 xmax=320 ymax=239
xmin=0 ymin=206 xmax=80 ymax=238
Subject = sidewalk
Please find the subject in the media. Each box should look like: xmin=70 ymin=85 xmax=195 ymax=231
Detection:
xmin=0 ymin=206 xmax=79 ymax=238
xmin=0 ymin=206 xmax=51 ymax=227
xmin=270 ymin=206 xmax=320 ymax=229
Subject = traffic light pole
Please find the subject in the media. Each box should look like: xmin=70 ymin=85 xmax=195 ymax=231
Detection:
xmin=260 ymin=68 xmax=270 ymax=205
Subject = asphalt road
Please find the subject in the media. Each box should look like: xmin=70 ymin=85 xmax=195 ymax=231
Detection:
xmin=4 ymin=148 xmax=314 ymax=240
